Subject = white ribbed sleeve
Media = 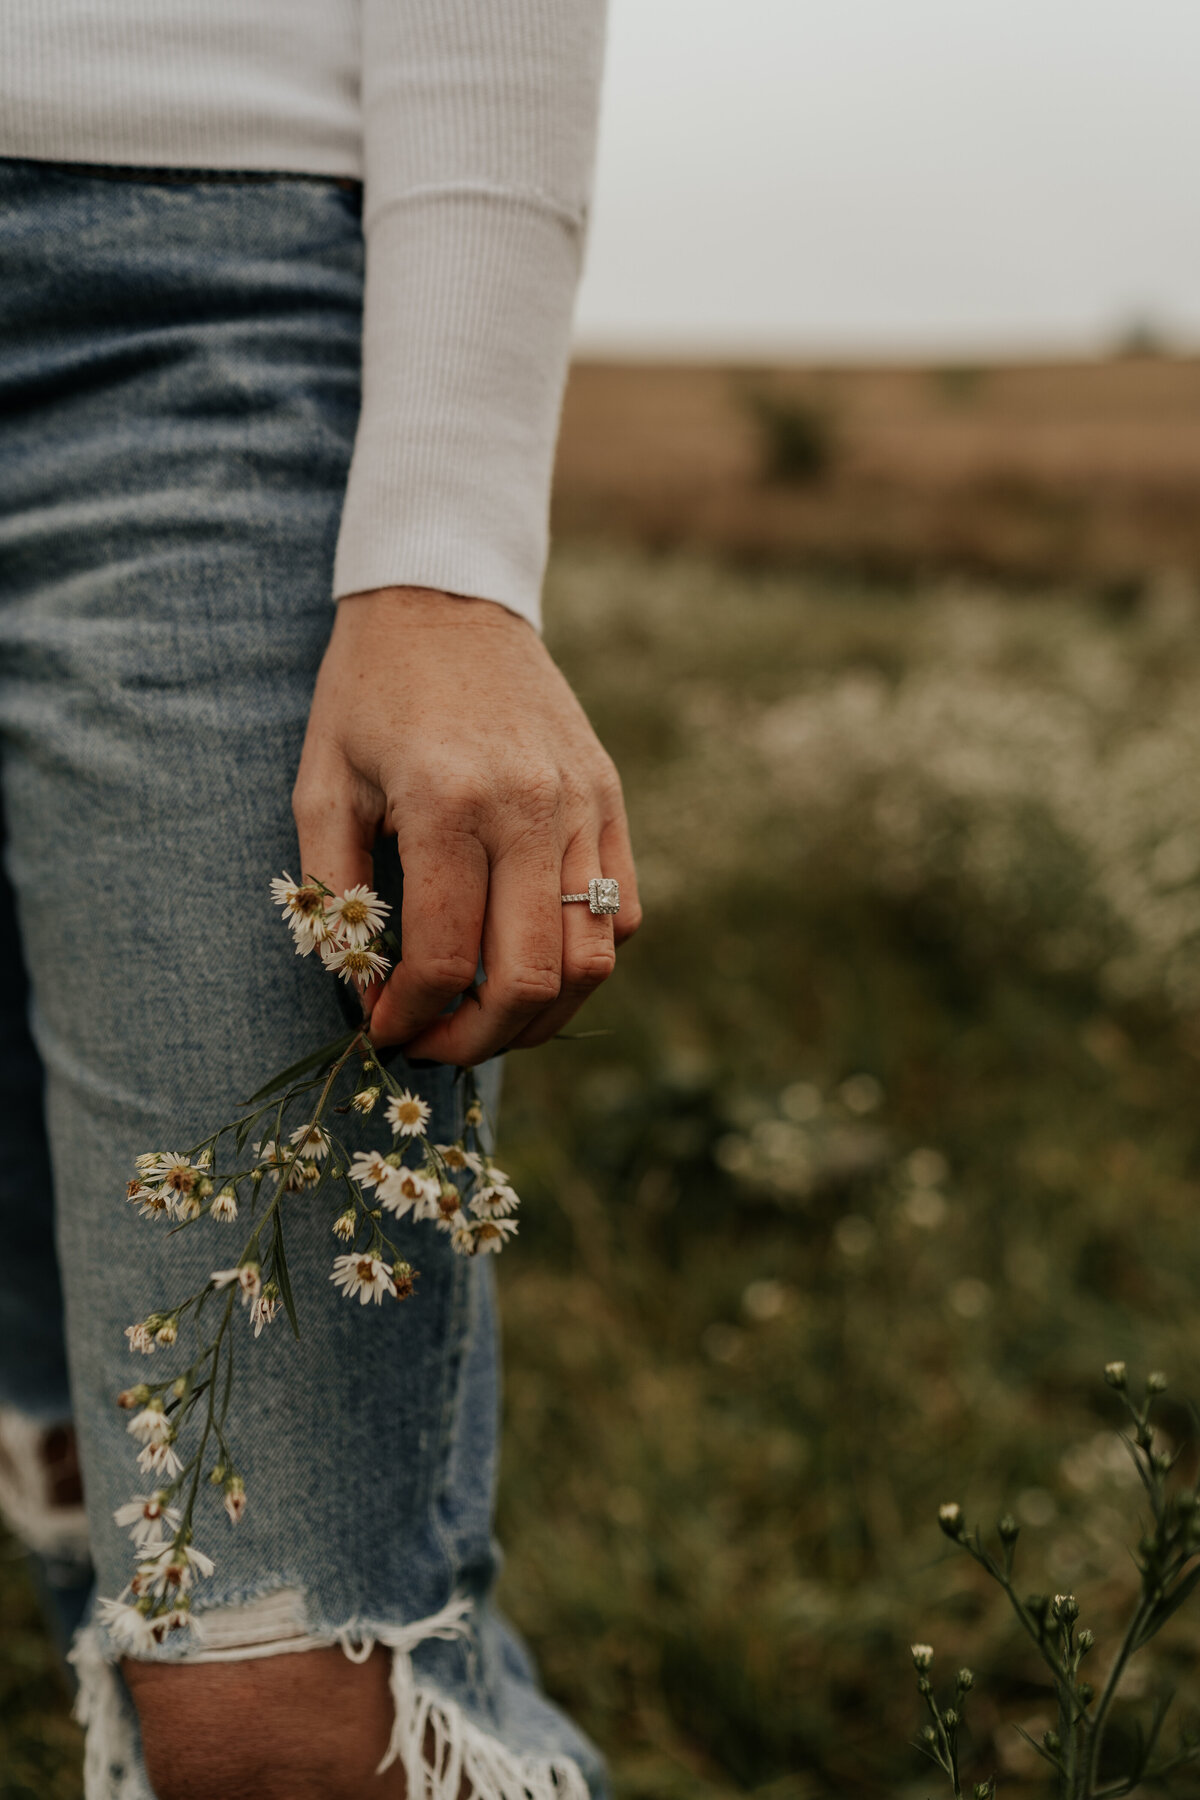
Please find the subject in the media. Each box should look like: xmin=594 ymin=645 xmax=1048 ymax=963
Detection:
xmin=335 ymin=3 xmax=607 ymax=628
xmin=0 ymin=1 xmax=608 ymax=630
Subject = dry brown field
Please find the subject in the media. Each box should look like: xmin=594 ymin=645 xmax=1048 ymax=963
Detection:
xmin=553 ymin=355 xmax=1200 ymax=585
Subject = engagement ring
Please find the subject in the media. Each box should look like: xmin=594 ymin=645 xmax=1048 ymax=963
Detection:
xmin=561 ymin=877 xmax=621 ymax=916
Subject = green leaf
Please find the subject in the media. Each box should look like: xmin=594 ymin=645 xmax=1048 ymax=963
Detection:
xmin=271 ymin=1221 xmax=301 ymax=1341
xmin=242 ymin=1030 xmax=358 ymax=1107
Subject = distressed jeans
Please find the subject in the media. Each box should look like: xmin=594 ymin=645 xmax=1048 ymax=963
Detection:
xmin=0 ymin=158 xmax=603 ymax=1800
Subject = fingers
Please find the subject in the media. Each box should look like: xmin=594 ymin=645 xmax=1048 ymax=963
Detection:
xmin=504 ymin=830 xmax=617 ymax=1050
xmin=366 ymin=829 xmax=489 ymax=1048
xmin=400 ymin=832 xmax=563 ymax=1064
xmin=292 ymin=759 xmax=383 ymax=1005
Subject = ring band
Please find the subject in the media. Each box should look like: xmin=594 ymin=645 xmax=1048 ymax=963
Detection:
xmin=561 ymin=877 xmax=620 ymax=916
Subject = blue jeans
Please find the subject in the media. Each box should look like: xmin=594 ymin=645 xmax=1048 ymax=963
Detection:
xmin=0 ymin=159 xmax=603 ymax=1800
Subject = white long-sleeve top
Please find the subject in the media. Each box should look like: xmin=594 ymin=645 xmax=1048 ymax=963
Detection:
xmin=0 ymin=2 xmax=608 ymax=629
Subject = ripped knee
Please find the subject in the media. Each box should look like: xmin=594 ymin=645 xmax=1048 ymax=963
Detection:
xmin=125 ymin=1645 xmax=400 ymax=1800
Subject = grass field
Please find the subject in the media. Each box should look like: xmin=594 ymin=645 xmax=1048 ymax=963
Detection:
xmin=6 ymin=532 xmax=1200 ymax=1796
xmin=555 ymin=357 xmax=1200 ymax=587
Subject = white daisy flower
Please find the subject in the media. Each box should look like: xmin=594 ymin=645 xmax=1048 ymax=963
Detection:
xmin=450 ymin=1219 xmax=477 ymax=1256
xmin=114 ymin=1495 xmax=182 ymax=1549
xmin=471 ymin=1217 xmax=518 ymax=1255
xmin=137 ymin=1540 xmax=215 ymax=1597
xmin=96 ymin=1595 xmax=157 ymax=1653
xmin=469 ymin=1182 xmax=519 ymax=1220
xmin=156 ymin=1153 xmax=199 ymax=1208
xmin=269 ymin=872 xmax=328 ymax=936
xmin=284 ymin=1157 xmax=322 ymax=1192
xmin=174 ymin=1193 xmax=202 ymax=1223
xmin=210 ymin=1264 xmax=261 ymax=1304
xmin=154 ymin=1319 xmax=178 ymax=1346
xmin=137 ymin=1439 xmax=184 ymax=1480
xmin=332 ymin=1208 xmax=357 ymax=1242
xmin=386 ymin=1090 xmax=431 ymax=1138
xmin=348 ymin=1149 xmax=392 ymax=1190
xmin=330 ymin=1253 xmax=397 ymax=1306
xmin=135 ymin=1152 xmax=172 ymax=1178
xmin=379 ymin=1165 xmax=439 ymax=1219
xmin=350 ymin=1085 xmax=381 ymax=1114
xmin=322 ymin=944 xmax=391 ymax=987
xmin=288 ymin=1121 xmax=331 ymax=1160
xmin=223 ymin=1477 xmax=246 ymax=1524
xmin=250 ymin=1291 xmax=279 ymax=1338
xmin=325 ymin=884 xmax=390 ymax=949
xmin=434 ymin=1189 xmax=465 ymax=1233
xmin=391 ymin=1261 xmax=416 ymax=1300
xmin=125 ymin=1323 xmax=156 ymax=1356
xmin=436 ymin=1144 xmax=483 ymax=1176
xmin=135 ymin=1189 xmax=173 ymax=1221
xmin=126 ymin=1404 xmax=170 ymax=1444
xmin=482 ymin=1164 xmax=512 ymax=1189
xmin=210 ymin=1188 xmax=238 ymax=1222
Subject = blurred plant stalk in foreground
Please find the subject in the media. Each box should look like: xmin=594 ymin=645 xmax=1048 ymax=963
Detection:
xmin=915 ymin=1367 xmax=1200 ymax=1798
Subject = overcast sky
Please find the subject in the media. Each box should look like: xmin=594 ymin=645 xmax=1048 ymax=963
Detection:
xmin=573 ymin=0 xmax=1199 ymax=358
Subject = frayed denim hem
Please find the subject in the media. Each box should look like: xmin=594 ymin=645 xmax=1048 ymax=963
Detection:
xmin=69 ymin=1592 xmax=592 ymax=1800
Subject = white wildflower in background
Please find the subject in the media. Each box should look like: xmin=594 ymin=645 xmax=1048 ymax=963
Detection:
xmin=125 ymin=1323 xmax=155 ymax=1356
xmin=211 ymin=1188 xmax=238 ymax=1222
xmin=125 ymin=1403 xmax=170 ymax=1445
xmin=223 ymin=1476 xmax=247 ymax=1524
xmin=330 ymin=1253 xmax=397 ymax=1305
xmin=332 ymin=1208 xmax=357 ymax=1242
xmin=210 ymin=1264 xmax=261 ymax=1304
xmin=350 ymin=1085 xmax=380 ymax=1113
xmin=387 ymin=1090 xmax=431 ymax=1137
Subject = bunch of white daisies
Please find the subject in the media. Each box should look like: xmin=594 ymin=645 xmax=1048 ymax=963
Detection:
xmin=101 ymin=873 xmax=519 ymax=1646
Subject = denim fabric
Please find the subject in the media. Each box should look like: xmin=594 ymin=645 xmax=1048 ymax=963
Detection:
xmin=0 ymin=159 xmax=603 ymax=1797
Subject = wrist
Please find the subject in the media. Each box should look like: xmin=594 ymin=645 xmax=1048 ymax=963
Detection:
xmin=335 ymin=585 xmax=535 ymax=636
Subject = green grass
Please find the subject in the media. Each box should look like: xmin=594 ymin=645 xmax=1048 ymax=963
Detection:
xmin=6 ymin=545 xmax=1200 ymax=1796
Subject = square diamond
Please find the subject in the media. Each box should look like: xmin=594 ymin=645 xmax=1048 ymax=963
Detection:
xmin=588 ymin=877 xmax=621 ymax=915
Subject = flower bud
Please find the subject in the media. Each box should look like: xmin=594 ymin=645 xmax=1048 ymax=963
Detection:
xmin=956 ymin=1668 xmax=974 ymax=1692
xmin=1053 ymin=1593 xmax=1079 ymax=1623
xmin=466 ymin=1100 xmax=484 ymax=1128
xmin=117 ymin=1385 xmax=151 ymax=1409
xmin=1044 ymin=1730 xmax=1061 ymax=1753
xmin=910 ymin=1643 xmax=934 ymax=1670
xmin=917 ymin=1676 xmax=932 ymax=1695
xmin=1104 ymin=1361 xmax=1127 ymax=1389
xmin=974 ymin=1785 xmax=992 ymax=1798
xmin=943 ymin=1708 xmax=958 ymax=1729
xmin=922 ymin=1726 xmax=938 ymax=1746
xmin=171 ymin=1376 xmax=188 ymax=1399
xmin=1077 ymin=1628 xmax=1095 ymax=1652
xmin=1147 ymin=1370 xmax=1168 ymax=1393
xmin=997 ymin=1513 xmax=1019 ymax=1543
xmin=196 ymin=1147 xmax=213 ymax=1171
xmin=938 ymin=1502 xmax=965 ymax=1539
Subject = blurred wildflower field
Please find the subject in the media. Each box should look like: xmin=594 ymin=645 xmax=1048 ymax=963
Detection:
xmin=7 ymin=542 xmax=1200 ymax=1796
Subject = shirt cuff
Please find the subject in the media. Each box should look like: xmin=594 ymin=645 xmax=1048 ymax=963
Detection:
xmin=332 ymin=188 xmax=586 ymax=632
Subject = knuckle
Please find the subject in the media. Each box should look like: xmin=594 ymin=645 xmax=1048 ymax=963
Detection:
xmin=564 ymin=946 xmax=617 ymax=990
xmin=499 ymin=967 xmax=562 ymax=1011
xmin=413 ymin=951 xmax=479 ymax=999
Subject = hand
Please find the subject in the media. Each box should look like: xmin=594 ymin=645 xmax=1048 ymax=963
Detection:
xmin=292 ymin=587 xmax=641 ymax=1063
